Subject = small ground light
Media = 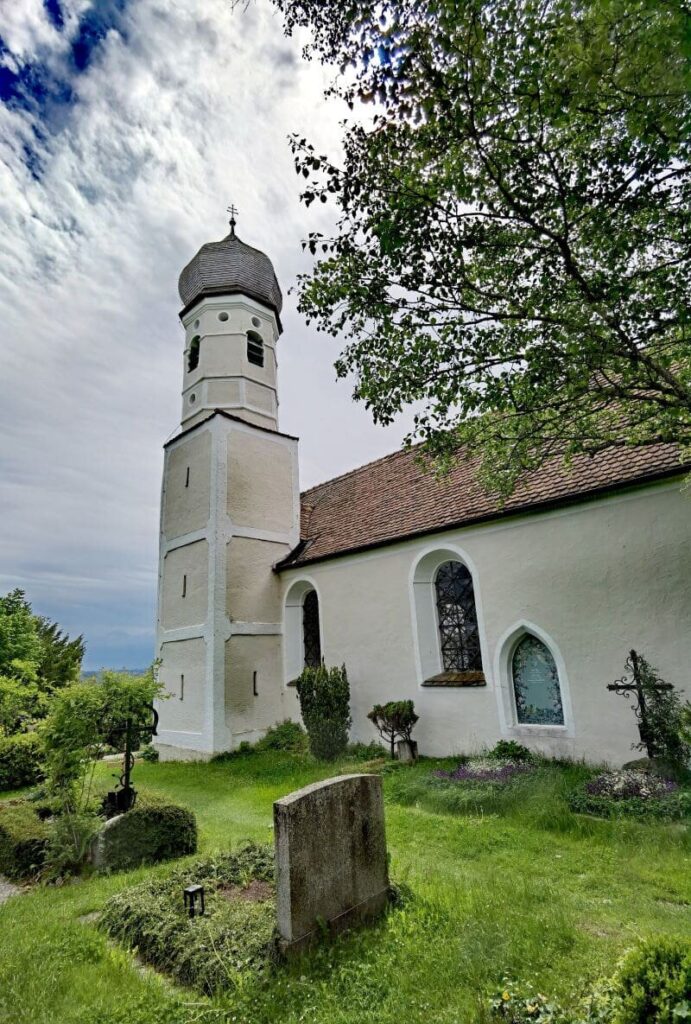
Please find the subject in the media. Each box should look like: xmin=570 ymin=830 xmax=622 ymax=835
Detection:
xmin=183 ymin=884 xmax=205 ymax=918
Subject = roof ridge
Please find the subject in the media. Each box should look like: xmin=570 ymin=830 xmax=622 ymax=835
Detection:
xmin=300 ymin=441 xmax=424 ymax=499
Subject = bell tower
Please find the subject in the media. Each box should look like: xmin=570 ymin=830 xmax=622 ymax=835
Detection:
xmin=176 ymin=208 xmax=282 ymax=432
xmin=154 ymin=211 xmax=301 ymax=760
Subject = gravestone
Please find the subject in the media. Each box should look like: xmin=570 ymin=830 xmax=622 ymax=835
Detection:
xmin=274 ymin=773 xmax=389 ymax=955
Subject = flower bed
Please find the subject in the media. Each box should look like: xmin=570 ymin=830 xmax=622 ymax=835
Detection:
xmin=435 ymin=757 xmax=534 ymax=785
xmin=569 ymin=769 xmax=689 ymax=820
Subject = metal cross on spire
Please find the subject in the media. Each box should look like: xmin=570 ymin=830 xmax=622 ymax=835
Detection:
xmin=227 ymin=203 xmax=238 ymax=234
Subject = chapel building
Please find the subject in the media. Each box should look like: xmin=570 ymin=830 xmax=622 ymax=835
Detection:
xmin=155 ymin=220 xmax=691 ymax=765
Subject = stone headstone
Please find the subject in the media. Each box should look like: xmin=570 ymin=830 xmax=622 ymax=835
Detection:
xmin=274 ymin=773 xmax=389 ymax=955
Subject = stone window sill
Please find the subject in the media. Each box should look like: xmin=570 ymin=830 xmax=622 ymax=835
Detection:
xmin=422 ymin=671 xmax=486 ymax=688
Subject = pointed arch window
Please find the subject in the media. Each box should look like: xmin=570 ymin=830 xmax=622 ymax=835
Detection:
xmin=188 ymin=335 xmax=201 ymax=372
xmin=302 ymin=589 xmax=321 ymax=668
xmin=511 ymin=635 xmax=564 ymax=725
xmin=434 ymin=561 xmax=482 ymax=672
xmin=247 ymin=330 xmax=264 ymax=367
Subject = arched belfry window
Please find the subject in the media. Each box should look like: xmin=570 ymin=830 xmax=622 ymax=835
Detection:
xmin=302 ymin=590 xmax=321 ymax=668
xmin=434 ymin=561 xmax=482 ymax=672
xmin=246 ymin=330 xmax=264 ymax=367
xmin=511 ymin=635 xmax=564 ymax=725
xmin=188 ymin=335 xmax=201 ymax=372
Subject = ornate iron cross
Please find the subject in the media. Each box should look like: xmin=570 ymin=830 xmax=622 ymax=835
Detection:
xmin=103 ymin=702 xmax=159 ymax=817
xmin=227 ymin=203 xmax=239 ymax=233
xmin=607 ymin=649 xmax=672 ymax=758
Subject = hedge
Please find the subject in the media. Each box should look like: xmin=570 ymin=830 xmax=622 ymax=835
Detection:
xmin=92 ymin=795 xmax=197 ymax=872
xmin=100 ymin=843 xmax=277 ymax=994
xmin=0 ymin=732 xmax=44 ymax=792
xmin=0 ymin=800 xmax=50 ymax=878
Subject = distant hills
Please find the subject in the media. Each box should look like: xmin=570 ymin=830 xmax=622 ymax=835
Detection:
xmin=81 ymin=668 xmax=149 ymax=679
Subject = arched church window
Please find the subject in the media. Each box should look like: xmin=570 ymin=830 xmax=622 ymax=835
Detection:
xmin=188 ymin=335 xmax=201 ymax=372
xmin=434 ymin=561 xmax=482 ymax=672
xmin=247 ymin=330 xmax=264 ymax=367
xmin=511 ymin=635 xmax=564 ymax=725
xmin=302 ymin=590 xmax=321 ymax=668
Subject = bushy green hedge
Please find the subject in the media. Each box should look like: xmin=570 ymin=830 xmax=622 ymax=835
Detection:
xmin=490 ymin=936 xmax=691 ymax=1023
xmin=93 ymin=795 xmax=197 ymax=872
xmin=0 ymin=800 xmax=50 ymax=878
xmin=296 ymin=664 xmax=351 ymax=761
xmin=0 ymin=732 xmax=44 ymax=792
xmin=101 ymin=843 xmax=277 ymax=993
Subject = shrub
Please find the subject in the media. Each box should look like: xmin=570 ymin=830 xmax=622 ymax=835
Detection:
xmin=100 ymin=842 xmax=276 ymax=994
xmin=45 ymin=811 xmax=99 ymax=879
xmin=367 ymin=700 xmax=419 ymax=759
xmin=0 ymin=731 xmax=44 ymax=791
xmin=296 ymin=664 xmax=351 ymax=761
xmin=594 ymin=936 xmax=691 ymax=1024
xmin=140 ymin=743 xmax=160 ymax=763
xmin=92 ymin=795 xmax=197 ymax=872
xmin=255 ymin=719 xmax=307 ymax=753
xmin=0 ymin=800 xmax=50 ymax=878
xmin=488 ymin=740 xmax=534 ymax=763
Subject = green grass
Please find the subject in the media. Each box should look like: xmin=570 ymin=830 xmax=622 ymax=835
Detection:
xmin=0 ymin=752 xmax=689 ymax=1024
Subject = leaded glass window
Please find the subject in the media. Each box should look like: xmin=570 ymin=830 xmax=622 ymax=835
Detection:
xmin=302 ymin=590 xmax=321 ymax=668
xmin=512 ymin=635 xmax=564 ymax=725
xmin=434 ymin=561 xmax=482 ymax=672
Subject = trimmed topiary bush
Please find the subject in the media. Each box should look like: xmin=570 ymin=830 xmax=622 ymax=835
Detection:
xmin=0 ymin=800 xmax=50 ymax=878
xmin=91 ymin=795 xmax=197 ymax=872
xmin=100 ymin=842 xmax=277 ymax=994
xmin=296 ymin=664 xmax=351 ymax=761
xmin=0 ymin=731 xmax=44 ymax=792
xmin=367 ymin=701 xmax=419 ymax=759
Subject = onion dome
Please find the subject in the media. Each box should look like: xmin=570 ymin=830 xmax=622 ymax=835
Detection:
xmin=178 ymin=222 xmax=283 ymax=322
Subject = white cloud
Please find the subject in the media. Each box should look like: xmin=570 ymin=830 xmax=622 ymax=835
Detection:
xmin=0 ymin=0 xmax=412 ymax=667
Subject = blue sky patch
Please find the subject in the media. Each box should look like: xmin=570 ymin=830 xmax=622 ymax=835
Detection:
xmin=0 ymin=0 xmax=130 ymax=128
xmin=43 ymin=0 xmax=65 ymax=32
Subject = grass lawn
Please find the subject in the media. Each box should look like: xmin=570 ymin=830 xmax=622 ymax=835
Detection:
xmin=0 ymin=752 xmax=689 ymax=1024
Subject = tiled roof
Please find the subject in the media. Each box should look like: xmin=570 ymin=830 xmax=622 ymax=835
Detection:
xmin=279 ymin=442 xmax=687 ymax=569
xmin=178 ymin=230 xmax=282 ymax=320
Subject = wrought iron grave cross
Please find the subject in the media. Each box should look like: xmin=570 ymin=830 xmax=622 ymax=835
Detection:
xmin=103 ymin=702 xmax=159 ymax=817
xmin=607 ymin=648 xmax=672 ymax=758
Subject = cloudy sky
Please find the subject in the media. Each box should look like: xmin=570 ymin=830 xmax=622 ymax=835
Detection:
xmin=0 ymin=0 xmax=411 ymax=669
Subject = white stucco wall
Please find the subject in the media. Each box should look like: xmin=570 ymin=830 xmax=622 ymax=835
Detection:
xmin=281 ymin=481 xmax=691 ymax=765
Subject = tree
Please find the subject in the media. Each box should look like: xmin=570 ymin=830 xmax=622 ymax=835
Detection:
xmin=0 ymin=590 xmax=84 ymax=690
xmin=367 ymin=700 xmax=419 ymax=759
xmin=34 ymin=617 xmax=84 ymax=690
xmin=266 ymin=0 xmax=690 ymax=493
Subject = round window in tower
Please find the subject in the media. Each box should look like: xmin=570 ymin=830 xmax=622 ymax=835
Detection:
xmin=218 ymin=311 xmax=229 ymax=322
xmin=251 ymin=316 xmax=261 ymax=328
xmin=193 ymin=319 xmax=200 ymax=328
xmin=189 ymin=393 xmax=196 ymax=404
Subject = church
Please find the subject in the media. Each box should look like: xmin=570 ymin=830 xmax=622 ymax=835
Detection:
xmin=154 ymin=218 xmax=691 ymax=765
